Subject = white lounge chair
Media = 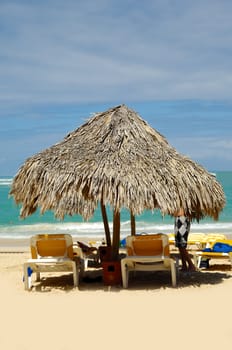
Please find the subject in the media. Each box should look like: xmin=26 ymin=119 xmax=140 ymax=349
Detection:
xmin=23 ymin=234 xmax=80 ymax=290
xmin=121 ymin=233 xmax=177 ymax=288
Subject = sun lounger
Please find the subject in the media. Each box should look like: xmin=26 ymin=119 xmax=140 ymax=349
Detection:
xmin=23 ymin=234 xmax=80 ymax=290
xmin=201 ymin=233 xmax=227 ymax=246
xmin=72 ymin=241 xmax=100 ymax=276
xmin=193 ymin=239 xmax=232 ymax=269
xmin=77 ymin=241 xmax=99 ymax=267
xmin=187 ymin=233 xmax=207 ymax=249
xmin=121 ymin=233 xmax=177 ymax=288
xmin=169 ymin=233 xmax=228 ymax=251
xmin=169 ymin=233 xmax=207 ymax=250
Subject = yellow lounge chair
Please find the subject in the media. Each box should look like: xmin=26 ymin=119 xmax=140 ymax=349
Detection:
xmin=187 ymin=233 xmax=207 ymax=249
xmin=169 ymin=233 xmax=207 ymax=250
xmin=201 ymin=233 xmax=227 ymax=246
xmin=121 ymin=233 xmax=177 ymax=288
xmin=193 ymin=239 xmax=232 ymax=269
xmin=23 ymin=234 xmax=80 ymax=290
xmin=170 ymin=233 xmax=227 ymax=251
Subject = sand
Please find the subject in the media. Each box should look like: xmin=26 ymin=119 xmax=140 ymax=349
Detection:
xmin=1 ymin=239 xmax=232 ymax=350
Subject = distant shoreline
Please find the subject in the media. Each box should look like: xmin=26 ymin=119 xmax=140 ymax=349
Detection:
xmin=0 ymin=238 xmax=30 ymax=252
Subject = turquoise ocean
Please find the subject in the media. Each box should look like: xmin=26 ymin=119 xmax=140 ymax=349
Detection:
xmin=0 ymin=172 xmax=232 ymax=241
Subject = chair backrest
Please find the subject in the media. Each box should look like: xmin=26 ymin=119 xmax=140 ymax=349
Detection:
xmin=30 ymin=234 xmax=74 ymax=259
xmin=126 ymin=234 xmax=170 ymax=257
xmin=188 ymin=233 xmax=206 ymax=243
xmin=204 ymin=233 xmax=227 ymax=244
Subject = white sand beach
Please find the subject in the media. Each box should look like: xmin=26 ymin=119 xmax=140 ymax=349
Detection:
xmin=1 ymin=239 xmax=232 ymax=350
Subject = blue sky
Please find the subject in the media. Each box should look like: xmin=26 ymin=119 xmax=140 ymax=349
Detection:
xmin=1 ymin=0 xmax=232 ymax=175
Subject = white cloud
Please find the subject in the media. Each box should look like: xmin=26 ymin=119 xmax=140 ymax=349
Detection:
xmin=1 ymin=1 xmax=232 ymax=173
xmin=1 ymin=0 xmax=232 ymax=105
xmin=171 ymin=136 xmax=232 ymax=170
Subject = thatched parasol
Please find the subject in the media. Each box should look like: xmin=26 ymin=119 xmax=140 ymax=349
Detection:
xmin=10 ymin=104 xmax=225 ymax=259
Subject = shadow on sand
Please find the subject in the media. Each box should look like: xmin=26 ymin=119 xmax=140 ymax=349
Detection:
xmin=31 ymin=264 xmax=232 ymax=293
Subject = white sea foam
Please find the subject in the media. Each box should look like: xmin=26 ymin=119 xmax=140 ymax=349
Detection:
xmin=0 ymin=222 xmax=107 ymax=239
xmin=0 ymin=178 xmax=12 ymax=186
xmin=1 ymin=220 xmax=232 ymax=239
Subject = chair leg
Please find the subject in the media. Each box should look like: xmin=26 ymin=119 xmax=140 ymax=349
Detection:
xmin=23 ymin=264 xmax=29 ymax=290
xmin=121 ymin=259 xmax=128 ymax=288
xmin=197 ymin=256 xmax=202 ymax=269
xmin=170 ymin=260 xmax=177 ymax=287
xmin=193 ymin=254 xmax=198 ymax=267
xmin=228 ymin=253 xmax=232 ymax=269
xmin=78 ymin=258 xmax=85 ymax=280
xmin=72 ymin=261 xmax=79 ymax=288
xmin=36 ymin=272 xmax=40 ymax=282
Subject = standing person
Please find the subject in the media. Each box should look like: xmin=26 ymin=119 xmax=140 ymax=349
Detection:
xmin=174 ymin=208 xmax=196 ymax=271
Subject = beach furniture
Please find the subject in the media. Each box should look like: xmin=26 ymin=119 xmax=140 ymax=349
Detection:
xmin=169 ymin=233 xmax=227 ymax=251
xmin=23 ymin=234 xmax=80 ymax=290
xmin=201 ymin=233 xmax=227 ymax=245
xmin=72 ymin=241 xmax=100 ymax=278
xmin=169 ymin=233 xmax=207 ymax=250
xmin=193 ymin=239 xmax=232 ymax=269
xmin=187 ymin=233 xmax=207 ymax=249
xmin=76 ymin=241 xmax=99 ymax=267
xmin=121 ymin=233 xmax=177 ymax=288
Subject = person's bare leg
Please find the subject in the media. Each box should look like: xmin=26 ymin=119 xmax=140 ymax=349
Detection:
xmin=179 ymin=247 xmax=188 ymax=271
xmin=180 ymin=247 xmax=196 ymax=271
xmin=186 ymin=253 xmax=196 ymax=271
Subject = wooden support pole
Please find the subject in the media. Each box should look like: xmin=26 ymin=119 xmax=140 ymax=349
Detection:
xmin=112 ymin=209 xmax=120 ymax=260
xmin=130 ymin=211 xmax=136 ymax=236
xmin=100 ymin=200 xmax=111 ymax=247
